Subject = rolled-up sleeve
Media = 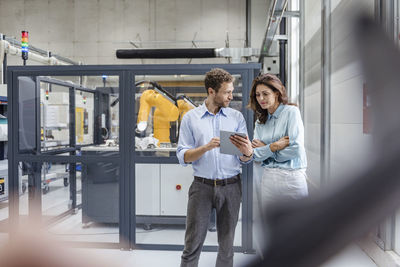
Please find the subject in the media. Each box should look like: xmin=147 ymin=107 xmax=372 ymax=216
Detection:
xmin=177 ymin=114 xmax=194 ymax=166
xmin=253 ymin=122 xmax=275 ymax=162
xmin=275 ymin=107 xmax=304 ymax=162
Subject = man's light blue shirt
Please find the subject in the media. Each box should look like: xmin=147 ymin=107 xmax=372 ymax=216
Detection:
xmin=253 ymin=104 xmax=307 ymax=170
xmin=177 ymin=103 xmax=250 ymax=179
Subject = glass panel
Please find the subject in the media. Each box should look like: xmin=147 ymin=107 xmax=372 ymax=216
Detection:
xmin=75 ymin=91 xmax=94 ymax=146
xmin=0 ymin=159 xmax=8 ymax=243
xmin=0 ymin=160 xmax=21 ymax=245
xmin=18 ymin=77 xmax=38 ymax=154
xmin=38 ymin=75 xmax=119 ymax=153
xmin=134 ymin=75 xmax=243 ymax=156
xmin=252 ymin=162 xmax=263 ymax=250
xmin=16 ymin=74 xmax=121 ymax=245
xmin=43 ymin=160 xmax=119 ymax=243
xmin=41 ymin=162 xmax=73 ymax=218
xmin=16 ymin=75 xmax=118 ymax=155
xmin=0 ymin=96 xmax=7 ymax=244
xmin=134 ymin=74 xmax=243 ymax=247
xmin=40 ymin=82 xmax=71 ymax=151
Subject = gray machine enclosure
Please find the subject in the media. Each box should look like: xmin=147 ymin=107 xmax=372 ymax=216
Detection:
xmin=7 ymin=63 xmax=260 ymax=252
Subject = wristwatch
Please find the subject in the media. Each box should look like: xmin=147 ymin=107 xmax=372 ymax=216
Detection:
xmin=243 ymin=152 xmax=253 ymax=158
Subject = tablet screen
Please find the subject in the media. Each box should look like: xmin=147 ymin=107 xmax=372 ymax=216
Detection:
xmin=220 ymin=130 xmax=246 ymax=156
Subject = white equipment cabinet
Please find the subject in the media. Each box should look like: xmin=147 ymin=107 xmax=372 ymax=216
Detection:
xmin=135 ymin=164 xmax=160 ymax=216
xmin=135 ymin=164 xmax=193 ymax=217
xmin=160 ymin=164 xmax=192 ymax=216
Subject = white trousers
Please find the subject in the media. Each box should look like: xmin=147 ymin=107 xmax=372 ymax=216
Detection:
xmin=260 ymin=167 xmax=308 ymax=209
xmin=253 ymin=167 xmax=308 ymax=254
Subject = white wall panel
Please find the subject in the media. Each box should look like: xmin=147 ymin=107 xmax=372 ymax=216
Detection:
xmin=330 ymin=61 xmax=362 ymax=86
xmin=306 ymin=151 xmax=321 ymax=187
xmin=304 ymin=0 xmax=321 ymax=43
xmin=331 ymin=76 xmax=363 ymax=124
xmin=330 ymin=124 xmax=373 ymax=182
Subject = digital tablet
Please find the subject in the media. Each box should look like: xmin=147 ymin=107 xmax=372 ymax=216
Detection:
xmin=220 ymin=130 xmax=247 ymax=156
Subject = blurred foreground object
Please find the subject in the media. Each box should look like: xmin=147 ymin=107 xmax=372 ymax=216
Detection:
xmin=0 ymin=224 xmax=114 ymax=267
xmin=248 ymin=14 xmax=400 ymax=267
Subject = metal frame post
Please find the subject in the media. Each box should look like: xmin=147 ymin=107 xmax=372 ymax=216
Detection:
xmin=299 ymin=0 xmax=305 ymax=118
xmin=69 ymin=87 xmax=77 ymax=210
xmin=279 ymin=17 xmax=287 ymax=87
xmin=321 ymin=0 xmax=331 ymax=186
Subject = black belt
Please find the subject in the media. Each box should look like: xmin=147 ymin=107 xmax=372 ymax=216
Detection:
xmin=194 ymin=175 xmax=240 ymax=186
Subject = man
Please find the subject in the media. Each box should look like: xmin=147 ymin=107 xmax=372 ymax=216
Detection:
xmin=177 ymin=68 xmax=253 ymax=267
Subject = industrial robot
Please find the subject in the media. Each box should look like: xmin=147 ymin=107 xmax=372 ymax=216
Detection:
xmin=111 ymin=80 xmax=196 ymax=146
xmin=136 ymin=81 xmax=196 ymax=146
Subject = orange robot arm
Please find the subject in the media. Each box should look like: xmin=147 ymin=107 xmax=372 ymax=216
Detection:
xmin=177 ymin=97 xmax=196 ymax=121
xmin=137 ymin=89 xmax=179 ymax=144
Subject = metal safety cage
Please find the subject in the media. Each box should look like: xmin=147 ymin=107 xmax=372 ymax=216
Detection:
xmin=7 ymin=63 xmax=260 ymax=252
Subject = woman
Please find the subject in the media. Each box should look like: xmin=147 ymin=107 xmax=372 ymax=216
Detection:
xmin=248 ymin=73 xmax=308 ymax=208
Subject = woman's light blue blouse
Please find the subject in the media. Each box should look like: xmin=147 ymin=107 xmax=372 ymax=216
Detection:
xmin=253 ymin=104 xmax=307 ymax=170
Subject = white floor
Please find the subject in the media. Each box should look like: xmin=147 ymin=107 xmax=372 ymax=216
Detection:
xmin=322 ymin=245 xmax=377 ymax=267
xmin=73 ymin=243 xmax=376 ymax=267
xmin=0 ymin=162 xmax=378 ymax=267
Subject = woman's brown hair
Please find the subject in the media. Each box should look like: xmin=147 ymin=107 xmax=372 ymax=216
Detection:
xmin=247 ymin=73 xmax=294 ymax=124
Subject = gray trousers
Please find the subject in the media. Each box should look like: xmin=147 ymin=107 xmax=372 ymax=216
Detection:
xmin=180 ymin=177 xmax=242 ymax=267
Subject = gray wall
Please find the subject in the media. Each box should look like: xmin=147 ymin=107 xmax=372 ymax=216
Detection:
xmin=0 ymin=0 xmax=269 ymax=65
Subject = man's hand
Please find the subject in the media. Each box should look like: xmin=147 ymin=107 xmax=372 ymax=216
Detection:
xmin=270 ymin=136 xmax=290 ymax=152
xmin=252 ymin=139 xmax=266 ymax=148
xmin=205 ymin=137 xmax=220 ymax=151
xmin=184 ymin=137 xmax=220 ymax=163
xmin=229 ymin=134 xmax=253 ymax=158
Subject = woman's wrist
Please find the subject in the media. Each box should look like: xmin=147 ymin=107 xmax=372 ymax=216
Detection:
xmin=270 ymin=143 xmax=277 ymax=152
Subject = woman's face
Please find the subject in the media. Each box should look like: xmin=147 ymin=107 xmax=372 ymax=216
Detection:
xmin=255 ymin=84 xmax=279 ymax=111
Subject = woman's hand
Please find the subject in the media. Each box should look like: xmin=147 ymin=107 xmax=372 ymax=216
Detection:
xmin=252 ymin=139 xmax=266 ymax=148
xmin=270 ymin=136 xmax=289 ymax=152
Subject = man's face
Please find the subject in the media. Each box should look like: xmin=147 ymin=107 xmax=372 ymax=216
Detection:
xmin=212 ymin=82 xmax=234 ymax=108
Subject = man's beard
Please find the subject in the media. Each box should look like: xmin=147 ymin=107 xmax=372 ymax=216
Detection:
xmin=213 ymin=97 xmax=229 ymax=108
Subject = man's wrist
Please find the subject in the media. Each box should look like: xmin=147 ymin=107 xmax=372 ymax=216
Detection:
xmin=243 ymin=151 xmax=253 ymax=158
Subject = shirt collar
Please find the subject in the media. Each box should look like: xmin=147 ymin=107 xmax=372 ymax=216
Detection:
xmin=200 ymin=102 xmax=227 ymax=118
xmin=268 ymin=103 xmax=284 ymax=119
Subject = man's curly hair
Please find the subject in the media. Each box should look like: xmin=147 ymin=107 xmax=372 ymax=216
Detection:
xmin=204 ymin=68 xmax=233 ymax=94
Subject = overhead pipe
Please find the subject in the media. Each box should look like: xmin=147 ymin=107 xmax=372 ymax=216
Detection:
xmin=117 ymin=48 xmax=216 ymax=59
xmin=116 ymin=47 xmax=259 ymax=63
